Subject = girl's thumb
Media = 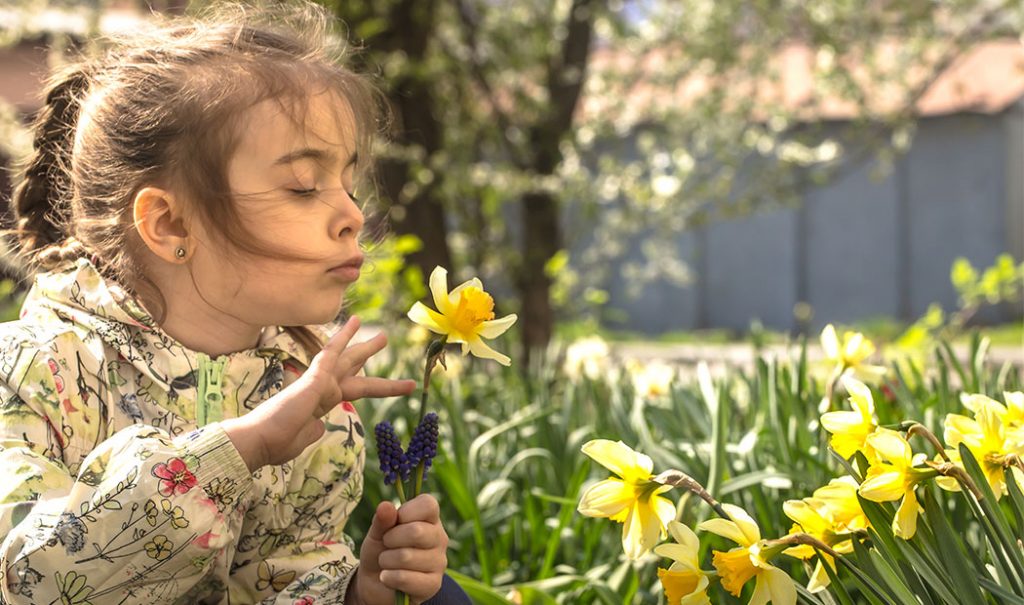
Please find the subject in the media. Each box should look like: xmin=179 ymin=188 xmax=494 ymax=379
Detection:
xmin=367 ymin=501 xmax=399 ymax=542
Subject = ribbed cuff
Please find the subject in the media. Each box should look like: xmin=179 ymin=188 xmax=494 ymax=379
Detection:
xmin=176 ymin=423 xmax=254 ymax=497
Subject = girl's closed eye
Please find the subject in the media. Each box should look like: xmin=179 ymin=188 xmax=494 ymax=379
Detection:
xmin=286 ymin=186 xmax=359 ymax=203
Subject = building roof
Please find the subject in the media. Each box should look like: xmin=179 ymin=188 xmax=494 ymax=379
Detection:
xmin=581 ymin=38 xmax=1024 ymax=123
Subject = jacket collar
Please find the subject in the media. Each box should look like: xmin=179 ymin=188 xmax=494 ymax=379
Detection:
xmin=20 ymin=257 xmax=329 ymax=413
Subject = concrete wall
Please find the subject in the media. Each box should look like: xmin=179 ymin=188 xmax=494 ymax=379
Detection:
xmin=599 ymin=108 xmax=1024 ymax=334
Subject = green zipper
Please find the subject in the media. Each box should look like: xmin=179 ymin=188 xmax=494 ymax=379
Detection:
xmin=196 ymin=352 xmax=228 ymax=426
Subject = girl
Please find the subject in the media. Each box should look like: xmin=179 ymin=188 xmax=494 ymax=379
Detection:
xmin=0 ymin=2 xmax=469 ymax=604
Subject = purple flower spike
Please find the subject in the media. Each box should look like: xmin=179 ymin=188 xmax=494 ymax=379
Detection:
xmin=374 ymin=421 xmax=410 ymax=485
xmin=407 ymin=413 xmax=440 ymax=480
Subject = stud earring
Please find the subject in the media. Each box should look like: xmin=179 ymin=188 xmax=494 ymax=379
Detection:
xmin=174 ymin=247 xmax=186 ymax=259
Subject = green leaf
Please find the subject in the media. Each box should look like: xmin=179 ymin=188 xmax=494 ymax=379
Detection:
xmin=920 ymin=485 xmax=987 ymax=605
xmin=444 ymin=570 xmax=514 ymax=605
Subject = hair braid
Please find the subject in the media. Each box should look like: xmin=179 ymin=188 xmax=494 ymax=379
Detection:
xmin=9 ymin=64 xmax=93 ymax=272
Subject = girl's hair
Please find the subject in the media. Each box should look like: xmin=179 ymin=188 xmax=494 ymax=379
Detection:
xmin=5 ymin=1 xmax=387 ymax=358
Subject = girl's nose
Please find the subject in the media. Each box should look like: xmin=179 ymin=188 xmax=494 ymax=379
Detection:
xmin=335 ymin=191 xmax=364 ymax=239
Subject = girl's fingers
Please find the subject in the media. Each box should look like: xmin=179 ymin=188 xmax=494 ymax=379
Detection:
xmin=382 ymin=520 xmax=445 ymax=550
xmin=317 ymin=316 xmax=361 ymax=363
xmin=377 ymin=569 xmax=443 ymax=599
xmin=341 ymin=377 xmax=417 ymax=401
xmin=377 ymin=548 xmax=447 ymax=573
xmin=333 ymin=332 xmax=387 ymax=375
xmin=396 ymin=494 xmax=441 ymax=524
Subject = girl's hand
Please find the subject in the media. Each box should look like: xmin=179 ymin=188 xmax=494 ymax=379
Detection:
xmin=223 ymin=316 xmax=416 ymax=470
xmin=352 ymin=495 xmax=449 ymax=605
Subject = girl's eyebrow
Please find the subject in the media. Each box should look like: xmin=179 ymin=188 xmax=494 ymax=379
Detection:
xmin=273 ymin=147 xmax=359 ymax=169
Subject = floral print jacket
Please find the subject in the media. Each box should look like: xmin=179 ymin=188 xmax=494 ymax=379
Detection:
xmin=0 ymin=258 xmax=366 ymax=604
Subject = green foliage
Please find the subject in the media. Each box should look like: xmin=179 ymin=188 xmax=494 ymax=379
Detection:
xmin=0 ymin=280 xmax=24 ymax=323
xmin=895 ymin=254 xmax=1024 ymax=356
xmin=345 ymin=234 xmax=427 ymax=323
xmin=355 ymin=321 xmax=1023 ymax=603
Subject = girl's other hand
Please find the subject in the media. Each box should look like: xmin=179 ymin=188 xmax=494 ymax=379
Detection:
xmin=352 ymin=495 xmax=448 ymax=605
xmin=224 ymin=316 xmax=416 ymax=470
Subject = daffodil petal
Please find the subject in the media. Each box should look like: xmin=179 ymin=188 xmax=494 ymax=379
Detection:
xmin=748 ymin=572 xmax=772 ymax=605
xmin=654 ymin=543 xmax=697 ymax=569
xmin=807 ymin=557 xmax=833 ymax=593
xmin=722 ymin=503 xmax=761 ymax=544
xmin=665 ymin=521 xmax=701 ymax=564
xmin=894 ymin=490 xmax=919 ymax=539
xmin=466 ymin=337 xmax=510 ymax=366
xmin=621 ymin=503 xmax=655 ymax=559
xmin=581 ymin=439 xmax=652 ymax=478
xmin=698 ymin=504 xmax=760 ymax=547
xmin=765 ymin=565 xmax=797 ymax=605
xmin=782 ymin=500 xmax=829 ymax=535
xmin=859 ymin=471 xmax=906 ymax=502
xmin=821 ymin=324 xmax=839 ymax=360
xmin=820 ymin=411 xmax=865 ymax=434
xmin=653 ymin=493 xmax=676 ymax=528
xmin=407 ymin=302 xmax=448 ymax=334
xmin=622 ymin=499 xmax=663 ymax=560
xmin=841 ymin=377 xmax=875 ymax=416
xmin=866 ymin=428 xmax=912 ymax=466
xmin=577 ymin=478 xmax=633 ymax=518
xmin=828 ymin=432 xmax=866 ymax=460
xmin=477 ymin=314 xmax=518 ymax=338
xmin=428 ymin=266 xmax=453 ymax=315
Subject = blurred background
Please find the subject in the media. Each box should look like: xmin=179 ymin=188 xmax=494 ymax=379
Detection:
xmin=0 ymin=0 xmax=1022 ymax=360
xmin=2 ymin=3 xmax=1024 ymax=604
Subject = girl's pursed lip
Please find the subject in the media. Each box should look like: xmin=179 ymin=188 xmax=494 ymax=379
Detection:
xmin=327 ymin=266 xmax=361 ymax=281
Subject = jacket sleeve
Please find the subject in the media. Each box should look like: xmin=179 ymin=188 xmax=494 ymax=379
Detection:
xmin=229 ymin=403 xmax=366 ymax=605
xmin=0 ymin=349 xmax=254 ymax=604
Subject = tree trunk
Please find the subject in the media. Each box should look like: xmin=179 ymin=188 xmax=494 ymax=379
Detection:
xmin=518 ymin=191 xmax=561 ymax=361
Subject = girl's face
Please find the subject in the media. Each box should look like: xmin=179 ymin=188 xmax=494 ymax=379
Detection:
xmin=187 ymin=91 xmax=365 ymax=328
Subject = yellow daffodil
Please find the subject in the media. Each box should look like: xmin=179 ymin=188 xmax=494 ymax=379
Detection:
xmin=820 ymin=324 xmax=887 ymax=384
xmin=577 ymin=439 xmax=676 ymax=560
xmin=820 ymin=377 xmax=878 ymax=461
xmin=782 ymin=498 xmax=854 ymax=593
xmin=811 ymin=477 xmax=869 ymax=532
xmin=564 ymin=336 xmax=610 ymax=381
xmin=1004 ymin=391 xmax=1024 ymax=450
xmin=407 ymin=266 xmax=517 ymax=366
xmin=943 ymin=395 xmax=1019 ymax=497
xmin=629 ymin=360 xmax=676 ymax=401
xmin=653 ymin=522 xmax=711 ymax=605
xmin=858 ymin=428 xmax=931 ymax=539
xmin=961 ymin=392 xmax=1024 ymax=452
xmin=699 ymin=504 xmax=797 ymax=605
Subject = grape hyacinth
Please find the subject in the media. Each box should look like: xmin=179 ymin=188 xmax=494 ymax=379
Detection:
xmin=374 ymin=421 xmax=410 ymax=486
xmin=407 ymin=412 xmax=440 ymax=481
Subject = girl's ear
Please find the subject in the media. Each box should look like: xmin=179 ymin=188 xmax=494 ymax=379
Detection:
xmin=132 ymin=186 xmax=191 ymax=263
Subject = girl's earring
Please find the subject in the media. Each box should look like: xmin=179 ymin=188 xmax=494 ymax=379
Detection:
xmin=174 ymin=247 xmax=186 ymax=260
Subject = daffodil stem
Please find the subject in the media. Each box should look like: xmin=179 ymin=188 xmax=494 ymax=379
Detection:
xmin=414 ymin=462 xmax=424 ymax=498
xmin=418 ymin=337 xmax=447 ymax=426
xmin=901 ymin=422 xmax=950 ymax=461
xmin=925 ymin=459 xmax=985 ymax=500
xmin=652 ymin=470 xmax=730 ymax=520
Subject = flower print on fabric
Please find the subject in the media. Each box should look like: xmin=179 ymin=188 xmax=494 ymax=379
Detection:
xmin=152 ymin=456 xmax=198 ymax=497
xmin=52 ymin=512 xmax=86 ymax=555
xmin=0 ymin=258 xmax=367 ymax=604
xmin=116 ymin=393 xmax=144 ymax=422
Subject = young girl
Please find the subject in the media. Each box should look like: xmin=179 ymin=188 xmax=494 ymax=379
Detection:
xmin=0 ymin=3 xmax=469 ymax=604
